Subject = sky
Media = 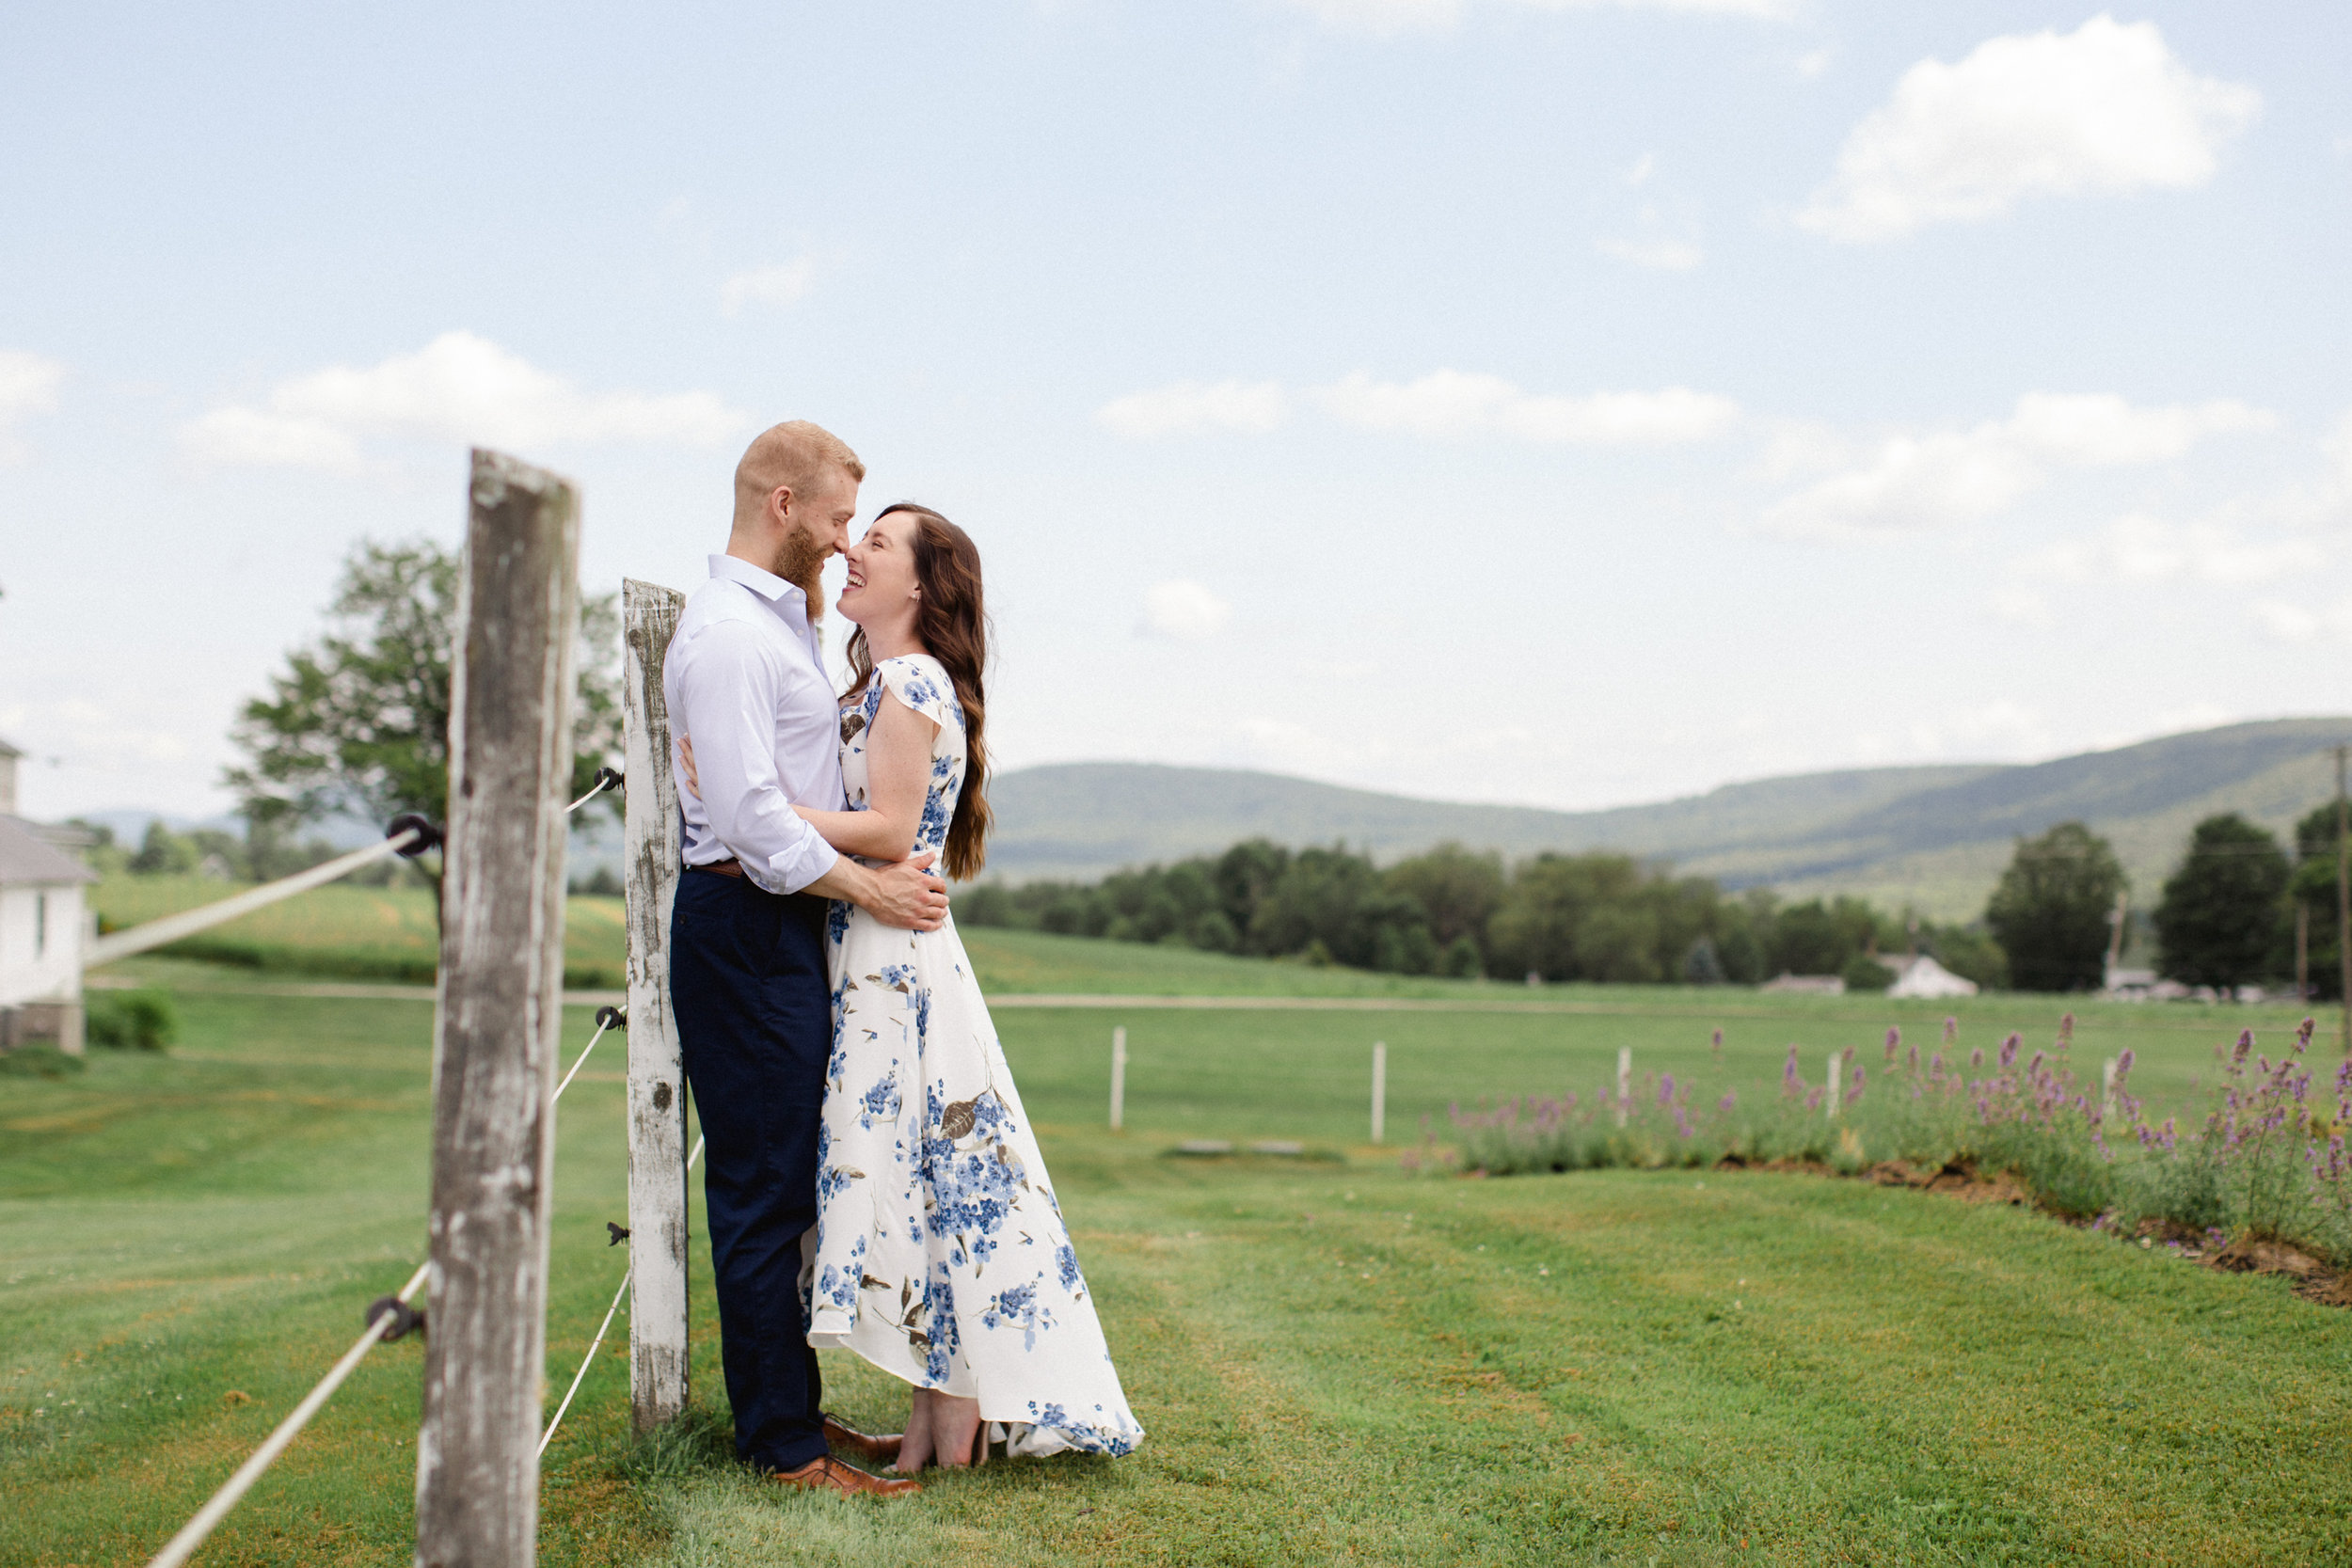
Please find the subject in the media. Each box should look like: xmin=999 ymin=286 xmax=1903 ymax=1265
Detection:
xmin=2 ymin=1 xmax=2347 ymax=824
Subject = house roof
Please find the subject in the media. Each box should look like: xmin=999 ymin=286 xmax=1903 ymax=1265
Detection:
xmin=0 ymin=815 xmax=99 ymax=885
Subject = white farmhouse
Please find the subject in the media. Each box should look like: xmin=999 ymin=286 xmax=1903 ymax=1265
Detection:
xmin=1885 ymin=954 xmax=1979 ymax=999
xmin=0 ymin=736 xmax=97 ymax=1052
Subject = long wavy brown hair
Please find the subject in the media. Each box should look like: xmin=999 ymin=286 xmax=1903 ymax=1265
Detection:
xmin=842 ymin=503 xmax=993 ymax=880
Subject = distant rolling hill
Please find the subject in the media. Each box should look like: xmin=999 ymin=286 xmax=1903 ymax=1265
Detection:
xmin=983 ymin=719 xmax=2352 ymax=920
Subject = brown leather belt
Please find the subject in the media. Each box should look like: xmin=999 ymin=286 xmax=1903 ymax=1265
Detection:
xmin=686 ymin=858 xmax=745 ymax=879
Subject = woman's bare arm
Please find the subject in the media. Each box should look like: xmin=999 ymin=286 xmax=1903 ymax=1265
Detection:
xmin=794 ymin=691 xmax=937 ymax=859
xmin=677 ymin=696 xmax=938 ymax=863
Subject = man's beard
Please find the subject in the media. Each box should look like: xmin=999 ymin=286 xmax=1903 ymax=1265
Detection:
xmin=775 ymin=523 xmax=829 ymax=620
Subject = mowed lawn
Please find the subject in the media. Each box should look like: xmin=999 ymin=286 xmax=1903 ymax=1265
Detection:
xmin=8 ymin=958 xmax=2348 ymax=1563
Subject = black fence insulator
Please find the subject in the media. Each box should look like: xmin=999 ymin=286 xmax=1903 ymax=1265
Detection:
xmin=596 ymin=766 xmax=624 ymax=793
xmin=595 ymin=1005 xmax=626 ymax=1032
xmin=606 ymin=1222 xmax=630 ymax=1246
xmin=367 ymin=1295 xmax=425 ymax=1341
xmin=385 ymin=814 xmax=442 ymax=858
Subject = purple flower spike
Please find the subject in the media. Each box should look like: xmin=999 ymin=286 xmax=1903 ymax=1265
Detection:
xmin=1999 ymin=1033 xmax=2021 ymax=1069
xmin=2233 ymin=1030 xmax=2254 ymax=1067
xmin=1718 ymin=1091 xmax=1737 ymax=1112
xmin=1970 ymin=1047 xmax=1985 ymax=1069
xmin=2115 ymin=1048 xmax=2135 ymax=1077
xmin=1711 ymin=1028 xmax=1724 ymax=1052
xmin=1943 ymin=1017 xmax=1958 ymax=1046
xmin=1659 ymin=1074 xmax=1677 ymax=1106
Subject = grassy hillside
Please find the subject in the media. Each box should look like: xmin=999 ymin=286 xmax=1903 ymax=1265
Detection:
xmin=8 ymin=985 xmax=2349 ymax=1566
xmin=988 ymin=718 xmax=2352 ymax=918
xmin=91 ymin=874 xmax=630 ymax=989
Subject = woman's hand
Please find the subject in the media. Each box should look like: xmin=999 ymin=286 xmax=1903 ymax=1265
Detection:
xmin=676 ymin=734 xmax=702 ymax=800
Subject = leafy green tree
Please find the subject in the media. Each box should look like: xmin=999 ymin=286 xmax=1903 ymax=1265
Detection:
xmin=2289 ymin=801 xmax=2347 ymax=999
xmin=227 ymin=538 xmax=621 ymax=913
xmin=1920 ymin=922 xmax=2008 ymax=990
xmin=1766 ymin=897 xmax=1883 ymax=977
xmin=1382 ymin=843 xmax=1503 ymax=956
xmin=127 ymin=821 xmax=198 ymax=877
xmin=1983 ymin=822 xmax=2127 ymax=992
xmin=2154 ymin=814 xmax=2289 ymax=989
xmin=1213 ymin=839 xmax=1291 ymax=941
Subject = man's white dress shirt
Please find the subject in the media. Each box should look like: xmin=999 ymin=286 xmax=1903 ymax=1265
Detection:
xmin=663 ymin=555 xmax=845 ymax=895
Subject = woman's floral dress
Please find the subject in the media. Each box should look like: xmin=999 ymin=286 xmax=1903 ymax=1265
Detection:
xmin=804 ymin=654 xmax=1143 ymax=1459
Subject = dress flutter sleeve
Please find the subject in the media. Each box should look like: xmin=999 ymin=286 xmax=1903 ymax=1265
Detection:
xmin=876 ymin=655 xmax=963 ymax=736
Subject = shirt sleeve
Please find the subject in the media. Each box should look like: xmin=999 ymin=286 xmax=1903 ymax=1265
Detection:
xmin=671 ymin=618 xmax=841 ymax=895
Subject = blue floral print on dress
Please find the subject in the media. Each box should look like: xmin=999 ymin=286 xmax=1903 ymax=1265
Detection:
xmin=804 ymin=652 xmax=1144 ymax=1458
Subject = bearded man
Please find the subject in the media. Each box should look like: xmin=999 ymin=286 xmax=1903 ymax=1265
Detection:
xmin=663 ymin=420 xmax=946 ymax=1497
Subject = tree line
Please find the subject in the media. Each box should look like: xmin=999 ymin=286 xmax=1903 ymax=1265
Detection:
xmin=957 ymin=840 xmax=2001 ymax=989
xmin=965 ymin=806 xmax=2347 ymax=995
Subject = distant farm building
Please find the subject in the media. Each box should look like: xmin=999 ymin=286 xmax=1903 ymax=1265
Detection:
xmin=1885 ymin=954 xmax=1979 ymax=999
xmin=0 ymin=736 xmax=96 ymax=1052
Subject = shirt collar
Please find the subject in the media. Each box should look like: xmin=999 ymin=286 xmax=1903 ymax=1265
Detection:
xmin=708 ymin=552 xmax=803 ymax=605
xmin=709 ymin=552 xmax=822 ymax=640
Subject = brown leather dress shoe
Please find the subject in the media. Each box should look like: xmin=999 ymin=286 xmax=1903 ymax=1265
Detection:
xmin=822 ymin=1413 xmax=904 ymax=1465
xmin=769 ymin=1454 xmax=922 ymax=1498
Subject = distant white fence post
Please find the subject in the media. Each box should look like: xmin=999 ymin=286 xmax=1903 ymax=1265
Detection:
xmin=1371 ymin=1041 xmax=1387 ymax=1144
xmin=621 ymin=578 xmax=690 ymax=1435
xmin=1825 ymin=1050 xmax=1843 ymax=1117
xmin=2101 ymin=1056 xmax=2118 ymax=1126
xmin=1614 ymin=1047 xmax=1631 ymax=1129
xmin=1109 ymin=1025 xmax=1127 ymax=1132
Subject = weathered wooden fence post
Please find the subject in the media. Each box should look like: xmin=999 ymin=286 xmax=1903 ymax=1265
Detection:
xmin=1371 ymin=1041 xmax=1387 ymax=1144
xmin=1825 ymin=1050 xmax=1844 ymax=1117
xmin=1614 ymin=1047 xmax=1631 ymax=1128
xmin=416 ymin=451 xmax=580 ymax=1568
xmin=621 ymin=579 xmax=690 ymax=1434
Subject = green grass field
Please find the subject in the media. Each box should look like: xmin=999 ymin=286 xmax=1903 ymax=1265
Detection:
xmin=8 ymin=940 xmax=2352 ymax=1566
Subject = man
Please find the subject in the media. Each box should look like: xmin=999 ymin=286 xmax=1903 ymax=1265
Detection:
xmin=665 ymin=420 xmax=947 ymax=1498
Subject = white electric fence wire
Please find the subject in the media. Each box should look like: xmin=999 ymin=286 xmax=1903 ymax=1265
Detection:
xmin=553 ymin=1019 xmax=612 ymax=1103
xmin=564 ymin=771 xmax=619 ymax=816
xmin=144 ymin=992 xmax=643 ymax=1563
xmin=538 ymin=1135 xmax=704 ymax=1457
xmin=94 ymin=771 xmax=615 ymax=971
xmin=87 ymin=831 xmax=421 ymax=967
xmin=144 ymin=1261 xmax=430 ymax=1568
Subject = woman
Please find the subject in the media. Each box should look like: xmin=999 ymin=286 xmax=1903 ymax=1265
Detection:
xmin=689 ymin=503 xmax=1143 ymax=1470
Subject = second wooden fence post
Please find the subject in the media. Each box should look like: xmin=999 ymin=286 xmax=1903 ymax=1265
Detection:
xmin=621 ymin=578 xmax=690 ymax=1433
xmin=416 ymin=450 xmax=580 ymax=1568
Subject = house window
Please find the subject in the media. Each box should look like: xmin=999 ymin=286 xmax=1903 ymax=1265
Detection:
xmin=36 ymin=893 xmax=47 ymax=958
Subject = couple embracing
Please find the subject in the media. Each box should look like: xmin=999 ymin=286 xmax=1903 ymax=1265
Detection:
xmin=663 ymin=420 xmax=1142 ymax=1497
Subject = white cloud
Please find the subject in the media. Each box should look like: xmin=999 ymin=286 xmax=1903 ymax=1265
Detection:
xmin=1795 ymin=47 xmax=1833 ymax=79
xmin=0 ymin=350 xmax=65 ymax=463
xmin=180 ymin=331 xmax=748 ymax=471
xmin=1321 ymin=372 xmax=1740 ymax=444
xmin=721 ymin=259 xmax=818 ymax=316
xmin=2254 ymin=601 xmax=2326 ymax=644
xmin=1596 ymin=235 xmax=1704 ymax=272
xmin=1623 ymin=152 xmax=1657 ymax=187
xmin=1988 ymin=585 xmax=2054 ymax=627
xmin=1096 ymin=380 xmax=1289 ymax=438
xmin=2017 ymin=514 xmax=2325 ymax=587
xmin=1284 ymin=0 xmax=1788 ymax=36
xmin=1797 ymin=16 xmax=2260 ymax=243
xmin=1139 ymin=579 xmax=1233 ymax=641
xmin=1762 ymin=393 xmax=2274 ymax=539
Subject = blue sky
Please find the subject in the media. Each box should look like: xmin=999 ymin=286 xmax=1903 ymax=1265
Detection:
xmin=3 ymin=2 xmax=2346 ymax=823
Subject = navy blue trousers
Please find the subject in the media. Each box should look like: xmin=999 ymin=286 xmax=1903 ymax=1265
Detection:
xmin=669 ymin=870 xmax=833 ymax=1473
